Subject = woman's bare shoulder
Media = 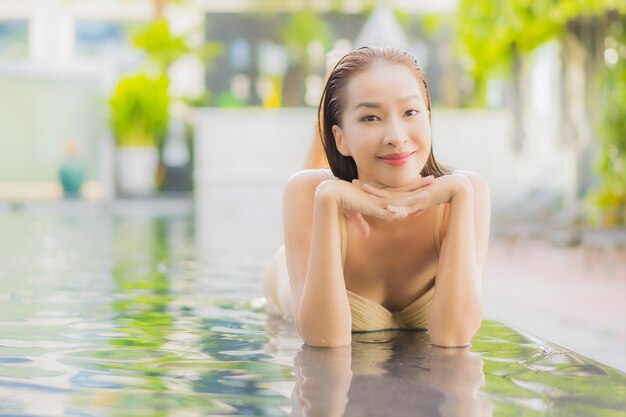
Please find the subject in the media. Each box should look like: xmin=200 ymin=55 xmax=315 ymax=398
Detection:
xmin=449 ymin=169 xmax=491 ymax=222
xmin=285 ymin=169 xmax=334 ymax=193
xmin=450 ymin=169 xmax=483 ymax=182
xmin=450 ymin=170 xmax=489 ymax=194
xmin=283 ymin=169 xmax=334 ymax=229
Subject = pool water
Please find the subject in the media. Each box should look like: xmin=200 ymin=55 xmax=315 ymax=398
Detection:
xmin=0 ymin=211 xmax=624 ymax=417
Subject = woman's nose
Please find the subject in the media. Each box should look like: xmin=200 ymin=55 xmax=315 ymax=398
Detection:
xmin=383 ymin=117 xmax=408 ymax=147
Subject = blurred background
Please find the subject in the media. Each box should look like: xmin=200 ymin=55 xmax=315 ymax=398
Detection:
xmin=0 ymin=0 xmax=624 ymax=230
xmin=0 ymin=0 xmax=624 ymax=369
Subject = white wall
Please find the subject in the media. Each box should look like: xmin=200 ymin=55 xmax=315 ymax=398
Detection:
xmin=193 ymin=108 xmax=316 ymax=185
xmin=192 ymin=107 xmax=559 ymax=206
xmin=193 ymin=108 xmax=315 ymax=262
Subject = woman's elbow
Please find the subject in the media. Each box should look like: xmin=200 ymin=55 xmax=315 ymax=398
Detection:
xmin=429 ymin=315 xmax=483 ymax=347
xmin=429 ymin=331 xmax=475 ymax=348
xmin=297 ymin=319 xmax=352 ymax=347
xmin=303 ymin=335 xmax=352 ymax=348
xmin=300 ymin=327 xmax=352 ymax=347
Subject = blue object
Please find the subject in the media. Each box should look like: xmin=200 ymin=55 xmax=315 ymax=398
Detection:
xmin=59 ymin=155 xmax=85 ymax=197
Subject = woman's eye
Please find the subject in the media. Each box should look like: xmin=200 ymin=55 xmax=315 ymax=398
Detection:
xmin=405 ymin=109 xmax=419 ymax=117
xmin=360 ymin=115 xmax=379 ymax=122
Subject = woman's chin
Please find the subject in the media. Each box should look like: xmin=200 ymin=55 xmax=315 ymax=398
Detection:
xmin=380 ymin=172 xmax=421 ymax=188
xmin=358 ymin=167 xmax=423 ymax=188
xmin=385 ymin=182 xmax=413 ymax=189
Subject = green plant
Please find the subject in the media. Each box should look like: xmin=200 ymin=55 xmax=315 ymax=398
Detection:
xmin=109 ymin=73 xmax=170 ymax=148
xmin=586 ymin=20 xmax=626 ymax=226
xmin=456 ymin=0 xmax=626 ymax=105
xmin=132 ymin=18 xmax=223 ymax=75
xmin=110 ymin=15 xmax=223 ymax=147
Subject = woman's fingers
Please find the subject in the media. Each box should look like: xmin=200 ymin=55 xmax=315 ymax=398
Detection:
xmin=340 ymin=179 xmax=414 ymax=227
xmin=386 ymin=205 xmax=409 ymax=217
xmin=405 ymin=191 xmax=431 ymax=214
xmin=351 ymin=212 xmax=371 ymax=238
xmin=371 ymin=205 xmax=407 ymax=221
xmin=364 ymin=185 xmax=431 ymax=213
xmin=343 ymin=208 xmax=401 ymax=237
xmin=387 ymin=190 xmax=430 ymax=216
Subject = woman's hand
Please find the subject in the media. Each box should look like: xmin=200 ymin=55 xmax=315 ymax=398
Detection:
xmin=315 ymin=176 xmax=433 ymax=238
xmin=361 ymin=173 xmax=472 ymax=217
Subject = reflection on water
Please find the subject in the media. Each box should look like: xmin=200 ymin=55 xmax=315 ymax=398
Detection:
xmin=290 ymin=332 xmax=491 ymax=417
xmin=0 ymin=212 xmax=624 ymax=417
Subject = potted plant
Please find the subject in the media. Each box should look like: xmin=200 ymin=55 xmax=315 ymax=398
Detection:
xmin=109 ymin=16 xmax=222 ymax=195
xmin=109 ymin=72 xmax=169 ymax=195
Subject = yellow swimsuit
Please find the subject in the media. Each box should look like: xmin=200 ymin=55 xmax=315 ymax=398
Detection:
xmin=340 ymin=200 xmax=444 ymax=332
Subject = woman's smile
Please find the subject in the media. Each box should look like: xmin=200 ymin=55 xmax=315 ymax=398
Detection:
xmin=378 ymin=151 xmax=415 ymax=167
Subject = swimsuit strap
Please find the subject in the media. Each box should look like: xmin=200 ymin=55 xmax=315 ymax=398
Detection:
xmin=434 ymin=204 xmax=445 ymax=256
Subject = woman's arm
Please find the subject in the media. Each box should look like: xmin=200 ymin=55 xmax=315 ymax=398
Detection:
xmin=284 ymin=171 xmax=406 ymax=347
xmin=427 ymin=172 xmax=491 ymax=347
xmin=285 ymin=175 xmax=352 ymax=346
xmin=360 ymin=171 xmax=490 ymax=346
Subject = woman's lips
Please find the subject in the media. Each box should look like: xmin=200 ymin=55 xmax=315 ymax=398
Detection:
xmin=378 ymin=152 xmax=415 ymax=167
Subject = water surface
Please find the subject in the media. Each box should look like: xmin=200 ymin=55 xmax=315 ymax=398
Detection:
xmin=0 ymin=211 xmax=624 ymax=416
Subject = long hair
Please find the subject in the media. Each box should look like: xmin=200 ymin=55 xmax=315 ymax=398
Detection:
xmin=318 ymin=46 xmax=451 ymax=181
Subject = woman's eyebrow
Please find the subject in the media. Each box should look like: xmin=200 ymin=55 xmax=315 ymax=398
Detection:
xmin=355 ymin=101 xmax=380 ymax=109
xmin=398 ymin=94 xmax=420 ymax=102
xmin=354 ymin=95 xmax=421 ymax=110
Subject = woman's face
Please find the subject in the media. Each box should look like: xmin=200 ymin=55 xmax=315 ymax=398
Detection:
xmin=332 ymin=63 xmax=431 ymax=188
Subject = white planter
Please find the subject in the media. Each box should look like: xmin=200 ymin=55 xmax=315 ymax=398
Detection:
xmin=117 ymin=146 xmax=159 ymax=195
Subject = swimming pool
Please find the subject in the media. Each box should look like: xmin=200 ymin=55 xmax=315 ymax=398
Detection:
xmin=0 ymin=209 xmax=624 ymax=416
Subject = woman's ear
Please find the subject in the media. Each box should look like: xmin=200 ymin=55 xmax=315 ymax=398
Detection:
xmin=332 ymin=125 xmax=350 ymax=156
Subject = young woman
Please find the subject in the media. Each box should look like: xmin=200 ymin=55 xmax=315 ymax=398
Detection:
xmin=265 ymin=46 xmax=491 ymax=348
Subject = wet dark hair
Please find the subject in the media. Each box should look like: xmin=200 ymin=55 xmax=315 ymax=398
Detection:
xmin=318 ymin=46 xmax=451 ymax=181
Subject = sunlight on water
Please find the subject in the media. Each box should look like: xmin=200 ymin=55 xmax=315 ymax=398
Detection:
xmin=0 ymin=212 xmax=624 ymax=417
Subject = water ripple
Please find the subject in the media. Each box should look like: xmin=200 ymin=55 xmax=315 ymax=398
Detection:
xmin=0 ymin=214 xmax=623 ymax=416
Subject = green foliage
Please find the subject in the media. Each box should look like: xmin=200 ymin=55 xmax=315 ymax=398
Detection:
xmin=587 ymin=21 xmax=626 ymax=225
xmin=419 ymin=13 xmax=447 ymax=40
xmin=458 ymin=1 xmax=553 ymax=84
xmin=110 ymin=18 xmax=222 ymax=148
xmin=279 ymin=10 xmax=332 ymax=60
xmin=132 ymin=19 xmax=223 ymax=74
xmin=457 ymin=1 xmax=625 ymax=218
xmin=277 ymin=9 xmax=333 ymax=106
xmin=183 ymin=90 xmax=213 ymax=107
xmin=132 ymin=19 xmax=190 ymax=71
xmin=254 ymin=0 xmax=376 ymax=13
xmin=109 ymin=73 xmax=170 ymax=147
xmin=215 ymin=90 xmax=246 ymax=108
xmin=457 ymin=0 xmax=626 ymax=95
